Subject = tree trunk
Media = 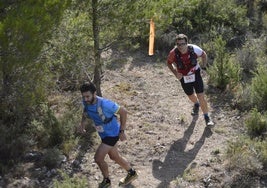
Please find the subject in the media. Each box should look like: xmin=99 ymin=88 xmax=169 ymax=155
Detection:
xmin=247 ymin=0 xmax=255 ymax=18
xmin=92 ymin=0 xmax=102 ymax=97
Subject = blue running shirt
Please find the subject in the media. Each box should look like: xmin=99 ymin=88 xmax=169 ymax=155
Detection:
xmin=83 ymin=96 xmax=120 ymax=139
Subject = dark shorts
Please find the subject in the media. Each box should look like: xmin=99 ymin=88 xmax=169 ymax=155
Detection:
xmin=180 ymin=69 xmax=204 ymax=95
xmin=101 ymin=136 xmax=119 ymax=146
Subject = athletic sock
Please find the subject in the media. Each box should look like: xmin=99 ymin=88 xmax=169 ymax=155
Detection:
xmin=104 ymin=177 xmax=111 ymax=183
xmin=128 ymin=168 xmax=135 ymax=175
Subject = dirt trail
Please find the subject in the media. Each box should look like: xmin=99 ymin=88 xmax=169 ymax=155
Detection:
xmin=80 ymin=54 xmax=243 ymax=188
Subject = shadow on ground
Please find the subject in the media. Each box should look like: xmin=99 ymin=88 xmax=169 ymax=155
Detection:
xmin=152 ymin=115 xmax=213 ymax=188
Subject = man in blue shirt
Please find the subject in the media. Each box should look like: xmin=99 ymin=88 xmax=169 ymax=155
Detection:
xmin=78 ymin=82 xmax=137 ymax=188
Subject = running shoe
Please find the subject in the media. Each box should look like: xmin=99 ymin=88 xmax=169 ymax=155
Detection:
xmin=191 ymin=104 xmax=199 ymax=116
xmin=99 ymin=178 xmax=111 ymax=188
xmin=205 ymin=116 xmax=214 ymax=126
xmin=119 ymin=170 xmax=138 ymax=186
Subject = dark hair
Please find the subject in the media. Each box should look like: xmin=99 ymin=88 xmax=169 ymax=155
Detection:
xmin=175 ymin=34 xmax=188 ymax=43
xmin=80 ymin=82 xmax=96 ymax=93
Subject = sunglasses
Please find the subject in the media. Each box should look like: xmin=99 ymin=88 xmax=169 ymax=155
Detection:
xmin=177 ymin=43 xmax=187 ymax=46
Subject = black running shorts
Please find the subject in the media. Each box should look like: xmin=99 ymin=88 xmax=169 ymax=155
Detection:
xmin=101 ymin=136 xmax=119 ymax=146
xmin=180 ymin=69 xmax=204 ymax=95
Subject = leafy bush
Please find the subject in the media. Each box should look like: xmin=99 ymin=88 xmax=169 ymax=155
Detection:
xmin=234 ymin=36 xmax=267 ymax=111
xmin=236 ymin=35 xmax=266 ymax=79
xmin=28 ymin=103 xmax=64 ymax=148
xmin=0 ymin=88 xmax=43 ymax=174
xmin=246 ymin=108 xmax=267 ymax=138
xmin=53 ymin=171 xmax=88 ymax=188
xmin=254 ymin=140 xmax=267 ymax=169
xmin=234 ymin=83 xmax=253 ymax=111
xmin=170 ymin=0 xmax=248 ymax=37
xmin=0 ymin=127 xmax=30 ymax=175
xmin=235 ymin=39 xmax=258 ymax=76
xmin=224 ymin=134 xmax=267 ymax=187
xmin=57 ymin=100 xmax=82 ymax=156
xmin=42 ymin=148 xmax=63 ymax=169
xmin=251 ymin=62 xmax=267 ymax=111
xmin=225 ymin=136 xmax=265 ymax=177
xmin=207 ymin=36 xmax=241 ymax=90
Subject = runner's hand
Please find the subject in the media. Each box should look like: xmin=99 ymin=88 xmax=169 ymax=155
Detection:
xmin=119 ymin=132 xmax=127 ymax=141
xmin=176 ymin=72 xmax=183 ymax=80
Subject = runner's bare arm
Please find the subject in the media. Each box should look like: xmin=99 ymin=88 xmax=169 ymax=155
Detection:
xmin=200 ymin=51 xmax=208 ymax=68
xmin=117 ymin=106 xmax=127 ymax=131
xmin=117 ymin=106 xmax=127 ymax=141
xmin=167 ymin=62 xmax=183 ymax=80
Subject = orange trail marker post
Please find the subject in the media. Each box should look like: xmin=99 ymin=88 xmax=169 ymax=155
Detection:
xmin=148 ymin=19 xmax=155 ymax=56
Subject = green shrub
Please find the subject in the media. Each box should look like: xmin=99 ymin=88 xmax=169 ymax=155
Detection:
xmin=235 ymin=36 xmax=265 ymax=76
xmin=0 ymin=106 xmax=33 ymax=174
xmin=237 ymin=46 xmax=257 ymax=75
xmin=234 ymin=83 xmax=253 ymax=111
xmin=207 ymin=36 xmax=241 ymax=90
xmin=61 ymin=137 xmax=79 ymax=157
xmin=254 ymin=140 xmax=267 ymax=169
xmin=225 ymin=137 xmax=264 ymax=176
xmin=246 ymin=108 xmax=267 ymax=138
xmin=57 ymin=98 xmax=82 ymax=155
xmin=251 ymin=62 xmax=267 ymax=111
xmin=225 ymin=136 xmax=267 ymax=188
xmin=0 ymin=126 xmax=30 ymax=175
xmin=28 ymin=103 xmax=64 ymax=148
xmin=234 ymin=39 xmax=267 ymax=111
xmin=42 ymin=148 xmax=63 ymax=169
xmin=53 ymin=171 xmax=88 ymax=188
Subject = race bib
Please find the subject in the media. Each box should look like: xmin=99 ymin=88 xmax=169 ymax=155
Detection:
xmin=94 ymin=125 xmax=104 ymax=133
xmin=183 ymin=74 xmax=196 ymax=83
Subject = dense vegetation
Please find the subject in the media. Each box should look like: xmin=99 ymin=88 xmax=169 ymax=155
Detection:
xmin=0 ymin=0 xmax=266 ymax=186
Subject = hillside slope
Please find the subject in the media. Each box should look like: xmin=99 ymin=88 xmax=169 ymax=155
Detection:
xmin=3 ymin=50 xmax=262 ymax=188
xmin=80 ymin=50 xmax=247 ymax=188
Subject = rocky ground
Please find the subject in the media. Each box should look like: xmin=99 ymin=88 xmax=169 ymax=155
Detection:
xmin=2 ymin=49 xmax=266 ymax=188
xmin=81 ymin=50 xmax=247 ymax=188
